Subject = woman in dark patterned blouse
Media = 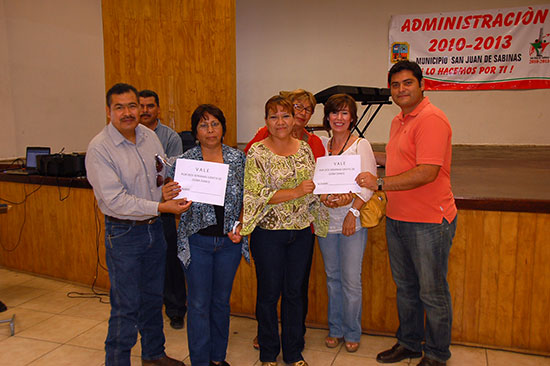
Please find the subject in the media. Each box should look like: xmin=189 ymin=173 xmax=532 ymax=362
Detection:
xmin=163 ymin=104 xmax=249 ymax=366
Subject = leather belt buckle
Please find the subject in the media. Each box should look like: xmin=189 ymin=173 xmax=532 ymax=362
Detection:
xmin=134 ymin=216 xmax=157 ymax=225
xmin=146 ymin=217 xmax=157 ymax=225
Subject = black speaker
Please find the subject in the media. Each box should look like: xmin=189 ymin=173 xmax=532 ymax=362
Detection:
xmin=37 ymin=153 xmax=86 ymax=177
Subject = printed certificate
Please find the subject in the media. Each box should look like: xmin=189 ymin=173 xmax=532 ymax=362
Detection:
xmin=313 ymin=155 xmax=361 ymax=194
xmin=173 ymin=158 xmax=229 ymax=206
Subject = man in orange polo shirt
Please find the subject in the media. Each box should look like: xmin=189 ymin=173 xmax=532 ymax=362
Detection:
xmin=357 ymin=61 xmax=457 ymax=366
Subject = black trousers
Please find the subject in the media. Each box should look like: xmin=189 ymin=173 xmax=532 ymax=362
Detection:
xmin=301 ymin=232 xmax=315 ymax=341
xmin=252 ymin=227 xmax=313 ymax=364
xmin=161 ymin=213 xmax=187 ymax=319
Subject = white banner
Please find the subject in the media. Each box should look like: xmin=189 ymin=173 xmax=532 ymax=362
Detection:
xmin=389 ymin=5 xmax=550 ymax=90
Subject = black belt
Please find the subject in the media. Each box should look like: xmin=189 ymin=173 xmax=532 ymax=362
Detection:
xmin=105 ymin=215 xmax=158 ymax=225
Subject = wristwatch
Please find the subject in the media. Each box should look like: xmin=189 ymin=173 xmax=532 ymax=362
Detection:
xmin=377 ymin=177 xmax=385 ymax=191
xmin=348 ymin=207 xmax=360 ymax=218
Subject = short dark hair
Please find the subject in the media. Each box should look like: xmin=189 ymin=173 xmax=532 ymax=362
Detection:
xmin=264 ymin=95 xmax=294 ymax=119
xmin=322 ymin=94 xmax=358 ymax=131
xmin=190 ymin=104 xmax=227 ymax=140
xmin=388 ymin=60 xmax=423 ymax=85
xmin=138 ymin=89 xmax=160 ymax=106
xmin=106 ymin=83 xmax=138 ymax=107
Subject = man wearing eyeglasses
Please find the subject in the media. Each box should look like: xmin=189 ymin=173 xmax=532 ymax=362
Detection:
xmin=139 ymin=89 xmax=187 ymax=332
xmin=86 ymin=83 xmax=191 ymax=366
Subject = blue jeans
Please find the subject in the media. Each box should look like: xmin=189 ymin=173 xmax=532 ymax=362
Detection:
xmin=184 ymin=233 xmax=242 ymax=366
xmin=104 ymin=219 xmax=167 ymax=366
xmin=386 ymin=216 xmax=457 ymax=362
xmin=318 ymin=228 xmax=367 ymax=343
xmin=251 ymin=227 xmax=313 ymax=364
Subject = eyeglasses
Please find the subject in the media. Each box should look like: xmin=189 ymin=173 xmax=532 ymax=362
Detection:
xmin=293 ymin=104 xmax=313 ymax=115
xmin=198 ymin=121 xmax=222 ymax=130
xmin=155 ymin=154 xmax=166 ymax=187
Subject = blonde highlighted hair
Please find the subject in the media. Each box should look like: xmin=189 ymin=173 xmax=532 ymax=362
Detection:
xmin=279 ymin=88 xmax=316 ymax=114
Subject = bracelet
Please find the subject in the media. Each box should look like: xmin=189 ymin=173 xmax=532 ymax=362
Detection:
xmin=232 ymin=220 xmax=241 ymax=234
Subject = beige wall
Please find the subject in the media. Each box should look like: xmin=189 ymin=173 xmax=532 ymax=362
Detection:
xmin=2 ymin=0 xmax=549 ymax=161
xmin=236 ymin=0 xmax=550 ymax=145
xmin=0 ymin=0 xmax=105 ymax=160
xmin=0 ymin=1 xmax=16 ymax=158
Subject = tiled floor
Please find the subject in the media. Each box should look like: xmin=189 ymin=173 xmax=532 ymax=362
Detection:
xmin=1 ymin=267 xmax=549 ymax=366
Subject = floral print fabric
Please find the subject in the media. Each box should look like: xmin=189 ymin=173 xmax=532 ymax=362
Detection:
xmin=241 ymin=141 xmax=328 ymax=237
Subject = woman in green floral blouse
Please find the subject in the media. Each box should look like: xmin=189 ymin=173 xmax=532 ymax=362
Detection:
xmin=241 ymin=95 xmax=327 ymax=366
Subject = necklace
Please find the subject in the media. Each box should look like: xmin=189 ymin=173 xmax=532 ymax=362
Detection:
xmin=329 ymin=133 xmax=352 ymax=156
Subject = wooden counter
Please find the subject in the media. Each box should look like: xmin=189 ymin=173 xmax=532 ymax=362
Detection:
xmin=0 ymin=176 xmax=110 ymax=289
xmin=1 ymin=145 xmax=549 ymax=354
xmin=229 ymin=210 xmax=550 ymax=355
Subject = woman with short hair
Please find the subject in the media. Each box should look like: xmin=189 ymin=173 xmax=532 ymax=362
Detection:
xmin=244 ymin=89 xmax=327 ymax=351
xmin=317 ymin=94 xmax=377 ymax=353
xmin=163 ymin=104 xmax=249 ymax=366
xmin=241 ymin=95 xmax=328 ymax=366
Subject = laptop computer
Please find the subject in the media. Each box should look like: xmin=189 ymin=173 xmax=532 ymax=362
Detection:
xmin=4 ymin=146 xmax=51 ymax=175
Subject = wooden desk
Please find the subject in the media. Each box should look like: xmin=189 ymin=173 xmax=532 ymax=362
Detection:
xmin=1 ymin=145 xmax=549 ymax=354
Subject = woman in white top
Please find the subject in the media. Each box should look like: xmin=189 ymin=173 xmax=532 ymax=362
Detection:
xmin=318 ymin=94 xmax=377 ymax=353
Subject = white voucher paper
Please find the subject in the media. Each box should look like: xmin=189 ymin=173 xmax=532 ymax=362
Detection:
xmin=313 ymin=155 xmax=361 ymax=194
xmin=173 ymin=158 xmax=229 ymax=206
